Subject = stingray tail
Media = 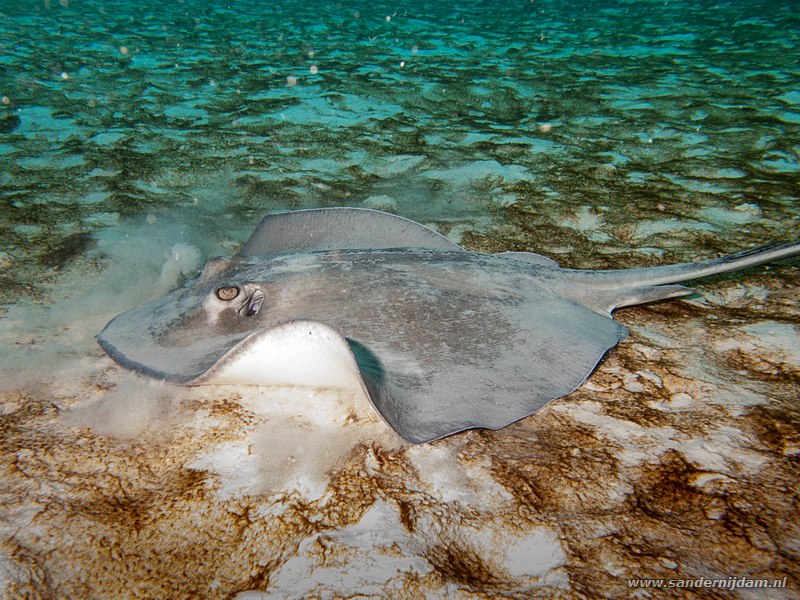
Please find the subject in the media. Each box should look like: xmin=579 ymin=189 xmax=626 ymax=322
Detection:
xmin=561 ymin=241 xmax=800 ymax=313
xmin=568 ymin=241 xmax=800 ymax=289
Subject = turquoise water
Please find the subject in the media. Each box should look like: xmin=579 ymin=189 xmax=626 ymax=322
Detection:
xmin=2 ymin=3 xmax=800 ymax=598
xmin=1 ymin=0 xmax=799 ymax=301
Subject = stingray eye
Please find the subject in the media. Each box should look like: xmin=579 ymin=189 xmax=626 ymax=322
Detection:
xmin=216 ymin=286 xmax=240 ymax=301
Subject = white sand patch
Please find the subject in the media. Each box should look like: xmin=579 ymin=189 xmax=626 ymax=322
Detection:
xmin=503 ymin=529 xmax=568 ymax=580
xmin=776 ymin=90 xmax=800 ymax=105
xmin=622 ymin=372 xmax=646 ymax=393
xmin=710 ymin=388 xmax=769 ymax=412
xmin=188 ymin=438 xmax=264 ymax=499
xmin=713 ymin=321 xmax=800 ymax=367
xmin=561 ymin=206 xmax=610 ymax=242
xmin=359 ymin=154 xmax=427 ymax=178
xmin=688 ymin=167 xmax=747 ymax=179
xmin=420 ymin=160 xmax=535 ymax=187
xmin=681 ymin=426 xmax=768 ymax=473
xmin=460 ymin=523 xmax=567 ymax=582
xmin=741 ymin=322 xmax=800 ymax=366
xmin=156 ymin=243 xmax=203 ymax=293
xmin=188 ymin=387 xmax=398 ymax=501
xmin=297 ymin=157 xmax=352 ymax=176
xmin=0 ymin=219 xmax=211 ymax=439
xmin=362 ymin=194 xmax=398 ymax=212
xmin=238 ymin=501 xmax=430 ymax=599
xmin=648 ymin=392 xmax=698 ymax=412
xmin=271 ymin=94 xmax=403 ymax=127
xmin=442 ymin=223 xmax=473 ymax=245
xmin=87 ymin=131 xmax=126 ymax=146
xmin=61 ymin=377 xmax=185 ymax=439
xmin=14 ymin=106 xmax=86 ymax=142
xmin=162 ymin=101 xmax=209 ymax=122
xmin=406 ymin=443 xmax=513 ymax=505
xmin=697 ymin=204 xmax=762 ymax=227
xmin=239 ymin=500 xmax=567 ymax=598
xmin=557 ymin=402 xmax=676 ymax=468
xmin=396 ymin=518 xmax=569 ymax=593
xmin=557 ymin=402 xmax=767 ymax=473
xmin=634 ymin=218 xmax=715 ymax=240
xmin=664 ymin=174 xmax=733 ymax=194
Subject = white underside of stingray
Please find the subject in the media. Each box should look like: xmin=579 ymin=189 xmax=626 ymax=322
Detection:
xmin=98 ymin=208 xmax=800 ymax=443
xmin=193 ymin=320 xmax=364 ymax=391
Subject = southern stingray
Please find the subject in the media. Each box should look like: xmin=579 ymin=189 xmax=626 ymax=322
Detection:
xmin=98 ymin=208 xmax=800 ymax=443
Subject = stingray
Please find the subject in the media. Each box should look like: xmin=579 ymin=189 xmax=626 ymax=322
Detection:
xmin=98 ymin=208 xmax=800 ymax=443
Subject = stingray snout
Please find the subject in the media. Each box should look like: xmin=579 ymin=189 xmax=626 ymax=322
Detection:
xmin=212 ymin=283 xmax=265 ymax=317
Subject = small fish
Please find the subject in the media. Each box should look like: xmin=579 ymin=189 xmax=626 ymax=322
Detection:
xmin=98 ymin=208 xmax=799 ymax=443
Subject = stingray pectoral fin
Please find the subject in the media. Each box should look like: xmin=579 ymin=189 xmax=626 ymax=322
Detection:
xmin=347 ymin=298 xmax=629 ymax=444
xmin=190 ymin=320 xmax=365 ymax=391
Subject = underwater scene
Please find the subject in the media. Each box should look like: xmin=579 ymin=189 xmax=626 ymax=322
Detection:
xmin=1 ymin=0 xmax=799 ymax=597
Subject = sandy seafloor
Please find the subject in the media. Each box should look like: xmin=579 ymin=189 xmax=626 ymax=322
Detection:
xmin=1 ymin=0 xmax=799 ymax=598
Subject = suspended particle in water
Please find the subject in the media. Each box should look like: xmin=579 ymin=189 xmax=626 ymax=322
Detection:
xmin=119 ymin=46 xmax=129 ymax=55
xmin=412 ymin=45 xmax=419 ymax=54
xmin=1 ymin=96 xmax=9 ymax=105
xmin=310 ymin=65 xmax=318 ymax=75
xmin=308 ymin=50 xmax=315 ymax=59
xmin=146 ymin=213 xmax=157 ymax=225
xmin=386 ymin=16 xmax=391 ymax=22
xmin=400 ymin=61 xmax=405 ymax=68
xmin=539 ymin=123 xmax=552 ymax=132
xmin=353 ymin=11 xmax=360 ymax=19
xmin=286 ymin=76 xmax=297 ymax=86
xmin=60 ymin=72 xmax=69 ymax=80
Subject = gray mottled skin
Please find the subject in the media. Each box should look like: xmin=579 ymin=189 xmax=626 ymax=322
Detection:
xmin=98 ymin=208 xmax=800 ymax=443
